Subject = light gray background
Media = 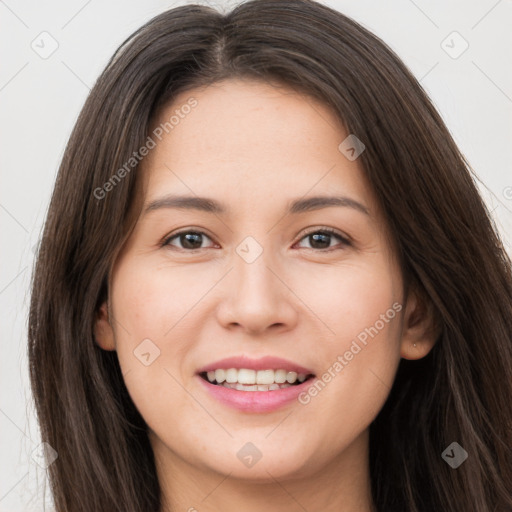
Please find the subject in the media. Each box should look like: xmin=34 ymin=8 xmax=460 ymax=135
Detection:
xmin=1 ymin=0 xmax=511 ymax=510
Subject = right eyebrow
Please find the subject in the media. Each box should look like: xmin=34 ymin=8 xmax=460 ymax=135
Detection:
xmin=144 ymin=195 xmax=226 ymax=215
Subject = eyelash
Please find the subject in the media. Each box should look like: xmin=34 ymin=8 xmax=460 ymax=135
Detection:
xmin=161 ymin=227 xmax=351 ymax=252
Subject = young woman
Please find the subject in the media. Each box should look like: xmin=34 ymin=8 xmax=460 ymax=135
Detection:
xmin=28 ymin=1 xmax=512 ymax=511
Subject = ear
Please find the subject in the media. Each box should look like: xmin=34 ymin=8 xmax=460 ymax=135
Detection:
xmin=94 ymin=301 xmax=116 ymax=351
xmin=400 ymin=284 xmax=439 ymax=360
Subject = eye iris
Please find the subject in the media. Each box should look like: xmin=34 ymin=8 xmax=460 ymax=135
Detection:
xmin=309 ymin=232 xmax=330 ymax=249
xmin=181 ymin=232 xmax=203 ymax=249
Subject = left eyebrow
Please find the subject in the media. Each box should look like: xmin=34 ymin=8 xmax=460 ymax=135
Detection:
xmin=143 ymin=194 xmax=370 ymax=217
xmin=287 ymin=195 xmax=370 ymax=216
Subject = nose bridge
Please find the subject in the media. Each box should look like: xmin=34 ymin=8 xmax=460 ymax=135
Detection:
xmin=233 ymin=235 xmax=278 ymax=302
xmin=217 ymin=234 xmax=295 ymax=332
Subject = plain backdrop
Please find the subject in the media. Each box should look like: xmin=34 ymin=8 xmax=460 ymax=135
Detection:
xmin=1 ymin=0 xmax=511 ymax=510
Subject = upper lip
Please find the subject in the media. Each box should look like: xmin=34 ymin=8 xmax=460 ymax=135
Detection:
xmin=197 ymin=355 xmax=315 ymax=375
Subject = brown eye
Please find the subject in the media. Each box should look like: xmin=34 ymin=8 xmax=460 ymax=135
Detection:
xmin=163 ymin=231 xmax=214 ymax=250
xmin=296 ymin=228 xmax=350 ymax=251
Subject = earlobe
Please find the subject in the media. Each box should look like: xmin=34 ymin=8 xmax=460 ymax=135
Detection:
xmin=400 ymin=286 xmax=439 ymax=360
xmin=94 ymin=301 xmax=116 ymax=351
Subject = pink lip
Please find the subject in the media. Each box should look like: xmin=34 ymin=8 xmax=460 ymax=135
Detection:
xmin=196 ymin=355 xmax=314 ymax=374
xmin=197 ymin=374 xmax=317 ymax=413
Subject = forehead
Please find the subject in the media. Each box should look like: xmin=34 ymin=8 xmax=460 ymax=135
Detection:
xmin=141 ymin=78 xmax=377 ymax=219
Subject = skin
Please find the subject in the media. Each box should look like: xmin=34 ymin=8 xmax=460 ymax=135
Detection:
xmin=95 ymin=78 xmax=437 ymax=512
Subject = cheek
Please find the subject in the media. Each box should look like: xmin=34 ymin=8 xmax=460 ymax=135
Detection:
xmin=296 ymin=260 xmax=402 ymax=433
xmin=298 ymin=257 xmax=401 ymax=347
xmin=110 ymin=257 xmax=208 ymax=345
xmin=108 ymin=258 xmax=201 ymax=400
xmin=109 ymin=259 xmax=209 ymax=447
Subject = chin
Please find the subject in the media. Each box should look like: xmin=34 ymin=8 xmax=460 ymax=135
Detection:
xmin=201 ymin=441 xmax=317 ymax=482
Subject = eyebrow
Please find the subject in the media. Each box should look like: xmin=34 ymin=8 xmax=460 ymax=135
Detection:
xmin=143 ymin=194 xmax=369 ymax=216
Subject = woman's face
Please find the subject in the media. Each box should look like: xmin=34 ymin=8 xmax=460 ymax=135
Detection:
xmin=95 ymin=78 xmax=428 ymax=483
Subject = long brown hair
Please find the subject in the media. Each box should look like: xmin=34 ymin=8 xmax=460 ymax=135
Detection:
xmin=28 ymin=1 xmax=512 ymax=510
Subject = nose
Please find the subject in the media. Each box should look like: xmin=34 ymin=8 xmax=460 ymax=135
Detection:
xmin=216 ymin=249 xmax=298 ymax=335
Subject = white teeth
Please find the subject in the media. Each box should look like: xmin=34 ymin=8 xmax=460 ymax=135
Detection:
xmin=256 ymin=369 xmax=274 ymax=384
xmin=236 ymin=383 xmax=256 ymax=391
xmin=286 ymin=371 xmax=298 ymax=383
xmin=225 ymin=368 xmax=238 ymax=383
xmin=274 ymin=369 xmax=287 ymax=383
xmin=238 ymin=368 xmax=256 ymax=384
xmin=203 ymin=368 xmax=311 ymax=388
xmin=221 ymin=381 xmax=292 ymax=391
xmin=215 ymin=369 xmax=226 ymax=383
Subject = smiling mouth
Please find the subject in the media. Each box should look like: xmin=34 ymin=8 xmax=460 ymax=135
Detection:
xmin=198 ymin=368 xmax=316 ymax=392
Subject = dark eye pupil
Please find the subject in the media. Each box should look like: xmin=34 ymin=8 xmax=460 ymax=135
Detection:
xmin=309 ymin=233 xmax=330 ymax=249
xmin=181 ymin=232 xmax=203 ymax=249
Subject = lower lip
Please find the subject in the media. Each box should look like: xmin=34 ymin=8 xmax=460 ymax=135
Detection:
xmin=197 ymin=375 xmax=316 ymax=413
